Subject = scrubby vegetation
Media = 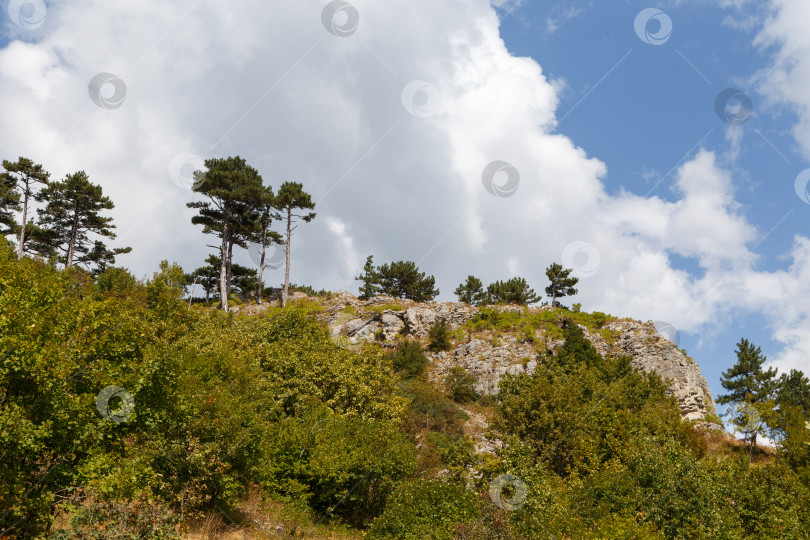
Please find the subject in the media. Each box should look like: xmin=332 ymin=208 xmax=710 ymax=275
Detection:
xmin=1 ymin=238 xmax=810 ymax=538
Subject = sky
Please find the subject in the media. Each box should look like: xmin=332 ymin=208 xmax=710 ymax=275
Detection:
xmin=1 ymin=0 xmax=809 ymax=404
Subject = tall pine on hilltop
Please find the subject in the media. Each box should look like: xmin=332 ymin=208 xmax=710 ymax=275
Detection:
xmin=36 ymin=171 xmax=128 ymax=269
xmin=1 ymin=157 xmax=49 ymax=259
xmin=187 ymin=156 xmax=264 ymax=312
xmin=545 ymin=262 xmax=578 ymax=307
xmin=274 ymin=181 xmax=316 ymax=307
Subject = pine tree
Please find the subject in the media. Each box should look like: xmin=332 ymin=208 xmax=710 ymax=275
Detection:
xmin=1 ymin=157 xmax=50 ymax=259
xmin=776 ymin=369 xmax=810 ymax=415
xmin=0 ymin=172 xmax=20 ymax=237
xmin=718 ymin=338 xmax=778 ymax=446
xmin=375 ymin=260 xmax=439 ymax=301
xmin=356 ymin=255 xmax=379 ymax=300
xmin=486 ymin=277 xmax=539 ymax=305
xmin=545 ymin=263 xmax=578 ymax=308
xmin=250 ymin=185 xmax=283 ymax=304
xmin=273 ymin=182 xmax=316 ymax=307
xmin=454 ymin=275 xmax=487 ymax=305
xmin=186 ymin=156 xmax=265 ymax=312
xmin=36 ymin=171 xmax=128 ymax=269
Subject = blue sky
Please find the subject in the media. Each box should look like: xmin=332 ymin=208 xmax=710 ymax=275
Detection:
xmin=495 ymin=0 xmax=808 ymax=400
xmin=1 ymin=0 xmax=809 ymax=405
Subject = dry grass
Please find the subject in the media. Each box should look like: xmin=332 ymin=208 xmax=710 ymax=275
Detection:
xmin=698 ymin=428 xmax=777 ymax=465
xmin=181 ymin=490 xmax=363 ymax=539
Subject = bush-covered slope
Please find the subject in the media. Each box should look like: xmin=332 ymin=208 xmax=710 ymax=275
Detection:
xmin=1 ymin=244 xmax=809 ymax=538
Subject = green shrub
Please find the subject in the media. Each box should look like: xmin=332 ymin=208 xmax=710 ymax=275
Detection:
xmin=445 ymin=366 xmax=478 ymax=403
xmin=428 ymin=318 xmax=452 ymax=352
xmin=369 ymin=479 xmax=477 ymax=538
xmin=399 ymin=378 xmax=468 ymax=437
xmin=388 ymin=340 xmax=428 ymax=379
xmin=263 ymin=409 xmax=418 ymax=526
xmin=52 ymin=497 xmax=180 ymax=539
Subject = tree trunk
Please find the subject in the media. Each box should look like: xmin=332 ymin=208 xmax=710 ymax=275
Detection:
xmin=257 ymin=227 xmax=267 ymax=304
xmin=282 ymin=209 xmax=292 ymax=307
xmin=226 ymin=240 xmax=234 ymax=302
xmin=17 ymin=188 xmax=29 ymax=260
xmin=65 ymin=207 xmax=79 ymax=268
xmin=219 ymin=221 xmax=229 ymax=312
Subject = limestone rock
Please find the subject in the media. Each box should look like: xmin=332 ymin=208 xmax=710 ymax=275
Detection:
xmin=319 ymin=293 xmax=717 ymax=421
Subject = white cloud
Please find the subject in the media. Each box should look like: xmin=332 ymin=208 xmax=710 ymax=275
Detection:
xmin=0 ymin=0 xmax=808 ymax=377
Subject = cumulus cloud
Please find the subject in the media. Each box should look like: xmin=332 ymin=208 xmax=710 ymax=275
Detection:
xmin=0 ymin=0 xmax=808 ymax=376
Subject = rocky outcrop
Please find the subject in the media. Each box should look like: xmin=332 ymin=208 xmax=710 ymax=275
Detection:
xmin=598 ymin=320 xmax=717 ymax=420
xmin=320 ymin=293 xmax=717 ymax=421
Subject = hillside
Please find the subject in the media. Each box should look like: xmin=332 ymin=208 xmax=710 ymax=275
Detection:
xmin=2 ymin=250 xmax=809 ymax=539
xmin=305 ymin=292 xmax=717 ymax=421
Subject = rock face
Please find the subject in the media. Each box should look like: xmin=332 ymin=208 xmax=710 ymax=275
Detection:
xmin=320 ymin=293 xmax=717 ymax=421
xmin=592 ymin=320 xmax=716 ymax=420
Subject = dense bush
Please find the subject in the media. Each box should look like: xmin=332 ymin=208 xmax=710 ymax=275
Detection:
xmin=445 ymin=366 xmax=478 ymax=403
xmin=427 ymin=318 xmax=452 ymax=352
xmin=2 ymin=241 xmax=809 ymax=538
xmin=388 ymin=340 xmax=428 ymax=379
xmin=369 ymin=479 xmax=478 ymax=539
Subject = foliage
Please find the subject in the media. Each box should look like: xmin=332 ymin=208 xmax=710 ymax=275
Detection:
xmin=388 ymin=340 xmax=428 ymax=379
xmin=369 ymin=479 xmax=478 ymax=539
xmin=35 ymin=170 xmax=129 ymax=270
xmin=454 ymin=275 xmax=487 ymax=305
xmin=263 ymin=407 xmax=417 ymax=526
xmin=52 ymin=496 xmax=180 ymax=539
xmin=486 ymin=277 xmax=540 ymax=305
xmin=776 ymin=369 xmax=810 ymax=414
xmin=427 ymin=318 xmax=452 ymax=352
xmin=718 ymin=338 xmax=779 ymax=446
xmin=186 ymin=156 xmax=265 ymax=311
xmin=718 ymin=338 xmax=778 ymax=405
xmin=445 ymin=366 xmax=478 ymax=403
xmin=355 ymin=255 xmax=439 ymax=301
xmin=287 ymin=283 xmax=328 ymax=296
xmin=274 ymin=181 xmax=316 ymax=307
xmin=1 ymin=157 xmax=50 ymax=257
xmin=545 ymin=262 xmax=578 ymax=307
